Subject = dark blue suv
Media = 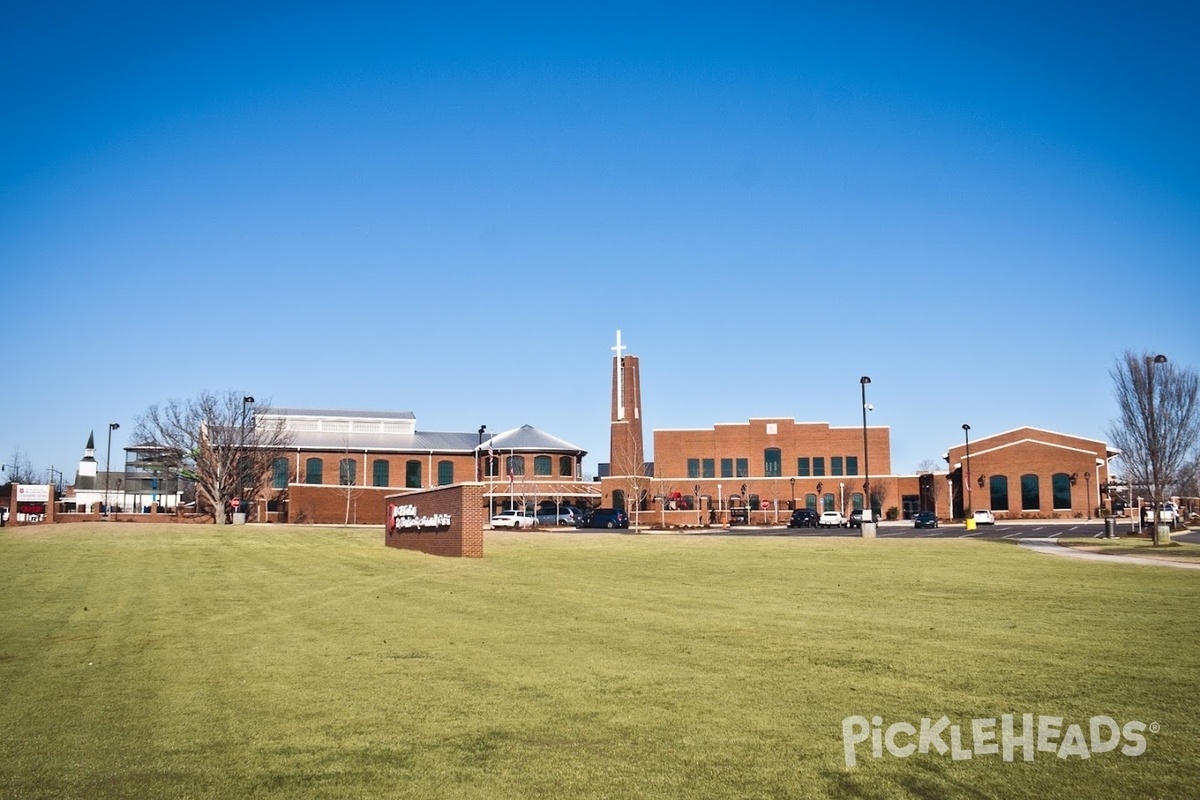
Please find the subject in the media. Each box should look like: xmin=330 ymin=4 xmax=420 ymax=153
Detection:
xmin=577 ymin=508 xmax=629 ymax=529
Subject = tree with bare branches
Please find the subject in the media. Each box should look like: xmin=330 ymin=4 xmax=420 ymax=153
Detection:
xmin=1107 ymin=351 xmax=1200 ymax=544
xmin=133 ymin=390 xmax=293 ymax=524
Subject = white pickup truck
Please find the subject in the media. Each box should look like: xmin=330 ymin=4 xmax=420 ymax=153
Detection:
xmin=1143 ymin=503 xmax=1177 ymax=524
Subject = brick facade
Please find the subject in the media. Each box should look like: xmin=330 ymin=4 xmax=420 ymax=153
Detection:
xmin=945 ymin=427 xmax=1115 ymax=519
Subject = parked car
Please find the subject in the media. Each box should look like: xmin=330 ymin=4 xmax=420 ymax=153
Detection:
xmin=536 ymin=506 xmax=582 ymax=526
xmin=577 ymin=508 xmax=629 ymax=529
xmin=490 ymin=510 xmax=535 ymax=529
xmin=972 ymin=509 xmax=995 ymax=525
xmin=787 ymin=509 xmax=819 ymax=528
xmin=848 ymin=509 xmax=866 ymax=528
xmin=818 ymin=510 xmax=846 ymax=528
xmin=1144 ymin=503 xmax=1177 ymax=524
xmin=913 ymin=511 xmax=938 ymax=529
xmin=0 ymin=505 xmax=7 ymax=526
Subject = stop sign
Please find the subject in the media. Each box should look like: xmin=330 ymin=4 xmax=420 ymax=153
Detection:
xmin=231 ymin=497 xmax=241 ymax=509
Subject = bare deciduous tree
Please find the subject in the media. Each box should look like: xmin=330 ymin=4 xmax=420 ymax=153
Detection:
xmin=3 ymin=449 xmax=38 ymax=486
xmin=610 ymin=421 xmax=650 ymax=527
xmin=134 ymin=390 xmax=293 ymax=524
xmin=1107 ymin=351 xmax=1200 ymax=544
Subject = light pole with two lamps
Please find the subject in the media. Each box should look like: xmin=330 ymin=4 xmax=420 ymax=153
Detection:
xmin=860 ymin=376 xmax=876 ymax=536
xmin=105 ymin=422 xmax=120 ymax=518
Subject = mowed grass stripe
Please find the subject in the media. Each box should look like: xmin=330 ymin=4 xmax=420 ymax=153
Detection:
xmin=1 ymin=524 xmax=1197 ymax=799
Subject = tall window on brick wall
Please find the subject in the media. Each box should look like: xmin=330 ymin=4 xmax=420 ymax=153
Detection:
xmin=721 ymin=458 xmax=733 ymax=478
xmin=735 ymin=458 xmax=749 ymax=478
xmin=373 ymin=459 xmax=389 ymax=487
xmin=687 ymin=458 xmax=700 ymax=479
xmin=797 ymin=457 xmax=810 ymax=477
xmin=485 ymin=456 xmax=499 ymax=478
xmin=764 ymin=448 xmax=781 ymax=477
xmin=989 ymin=475 xmax=1009 ymax=511
xmin=271 ymin=458 xmax=288 ymax=489
xmin=822 ymin=493 xmax=835 ymax=511
xmin=438 ymin=460 xmax=454 ymax=486
xmin=338 ymin=458 xmax=357 ymax=486
xmin=831 ymin=456 xmax=843 ymax=476
xmin=507 ymin=455 xmax=525 ymax=476
xmin=805 ymin=493 xmax=817 ymax=510
xmin=1052 ymin=473 xmax=1072 ymax=510
xmin=846 ymin=456 xmax=858 ymax=476
xmin=702 ymin=458 xmax=715 ymax=478
xmin=813 ymin=457 xmax=826 ymax=477
xmin=1021 ymin=474 xmax=1040 ymax=510
xmin=406 ymin=460 xmax=422 ymax=489
xmin=851 ymin=492 xmax=863 ymax=511
xmin=534 ymin=456 xmax=552 ymax=476
xmin=305 ymin=458 xmax=323 ymax=484
xmin=559 ymin=456 xmax=573 ymax=477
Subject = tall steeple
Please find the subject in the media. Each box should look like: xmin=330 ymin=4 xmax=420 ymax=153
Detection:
xmin=76 ymin=430 xmax=98 ymax=487
xmin=608 ymin=330 xmax=644 ymax=478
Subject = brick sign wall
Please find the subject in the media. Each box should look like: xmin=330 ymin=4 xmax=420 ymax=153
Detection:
xmin=384 ymin=484 xmax=485 ymax=558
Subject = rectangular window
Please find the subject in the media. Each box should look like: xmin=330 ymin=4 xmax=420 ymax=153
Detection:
xmin=534 ymin=456 xmax=552 ymax=476
xmin=438 ymin=460 xmax=454 ymax=486
xmin=831 ymin=456 xmax=843 ymax=476
xmin=1021 ymin=474 xmax=1040 ymax=511
xmin=735 ymin=458 xmax=748 ymax=477
xmin=305 ymin=458 xmax=323 ymax=484
xmin=846 ymin=456 xmax=858 ymax=476
xmin=687 ymin=458 xmax=700 ymax=479
xmin=720 ymin=458 xmax=733 ymax=478
xmin=764 ymin=448 xmax=781 ymax=477
xmin=271 ymin=458 xmax=288 ymax=489
xmin=405 ymin=460 xmax=422 ymax=489
xmin=702 ymin=459 xmax=715 ymax=479
xmin=339 ymin=458 xmax=357 ymax=486
xmin=813 ymin=457 xmax=825 ymax=477
xmin=797 ymin=457 xmax=810 ymax=477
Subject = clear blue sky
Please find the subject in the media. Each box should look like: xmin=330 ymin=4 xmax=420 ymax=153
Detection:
xmin=2 ymin=1 xmax=1197 ymax=483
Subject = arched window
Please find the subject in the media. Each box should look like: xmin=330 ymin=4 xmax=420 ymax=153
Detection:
xmin=507 ymin=455 xmax=525 ymax=476
xmin=338 ymin=458 xmax=357 ymax=486
xmin=372 ymin=459 xmax=389 ymax=487
xmin=559 ymin=456 xmax=573 ymax=477
xmin=1021 ymin=474 xmax=1040 ymax=511
xmin=749 ymin=494 xmax=761 ymax=512
xmin=1052 ymin=473 xmax=1072 ymax=510
xmin=271 ymin=458 xmax=288 ymax=489
xmin=851 ymin=492 xmax=864 ymax=511
xmin=485 ymin=456 xmax=499 ymax=478
xmin=823 ymin=493 xmax=836 ymax=511
xmin=437 ymin=460 xmax=454 ymax=486
xmin=612 ymin=489 xmax=626 ymax=510
xmin=305 ymin=458 xmax=323 ymax=484
xmin=764 ymin=448 xmax=781 ymax=477
xmin=405 ymin=460 xmax=422 ymax=489
xmin=534 ymin=456 xmax=552 ymax=476
xmin=805 ymin=493 xmax=818 ymax=510
xmin=989 ymin=475 xmax=1009 ymax=511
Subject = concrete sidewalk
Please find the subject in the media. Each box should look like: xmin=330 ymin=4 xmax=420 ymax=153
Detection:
xmin=1018 ymin=538 xmax=1200 ymax=570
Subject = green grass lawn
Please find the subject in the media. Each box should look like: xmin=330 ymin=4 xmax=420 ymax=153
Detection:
xmin=2 ymin=524 xmax=1198 ymax=799
xmin=1058 ymin=535 xmax=1200 ymax=563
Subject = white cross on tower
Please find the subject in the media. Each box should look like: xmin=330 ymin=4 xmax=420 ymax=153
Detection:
xmin=612 ymin=329 xmax=626 ymax=421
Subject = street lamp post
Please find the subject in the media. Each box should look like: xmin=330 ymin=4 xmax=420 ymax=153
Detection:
xmin=962 ymin=424 xmax=972 ymax=518
xmin=240 ymin=396 xmax=255 ymax=519
xmin=1146 ymin=353 xmax=1168 ymax=542
xmin=789 ymin=477 xmax=795 ymax=510
xmin=476 ymin=425 xmax=487 ymax=482
xmin=105 ymin=422 xmax=120 ymax=518
xmin=1083 ymin=470 xmax=1091 ymax=521
xmin=860 ymin=376 xmax=877 ymax=537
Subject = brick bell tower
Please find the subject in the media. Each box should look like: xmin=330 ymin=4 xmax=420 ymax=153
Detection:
xmin=608 ymin=330 xmax=645 ymax=479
